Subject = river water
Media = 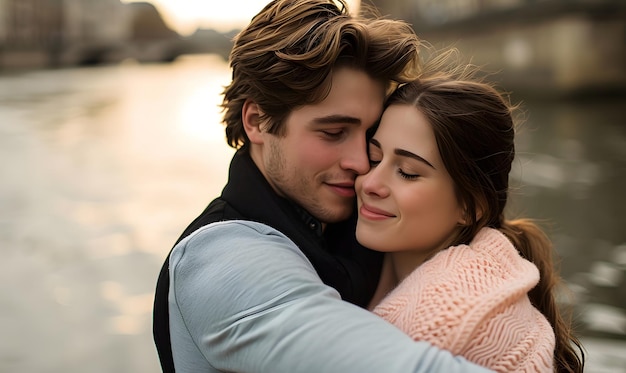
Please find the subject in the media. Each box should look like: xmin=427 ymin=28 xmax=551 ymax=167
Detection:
xmin=0 ymin=54 xmax=624 ymax=372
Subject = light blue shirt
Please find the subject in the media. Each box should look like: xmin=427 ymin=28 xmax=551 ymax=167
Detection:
xmin=169 ymin=220 xmax=493 ymax=373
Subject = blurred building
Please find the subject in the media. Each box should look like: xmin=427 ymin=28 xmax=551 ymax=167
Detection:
xmin=371 ymin=0 xmax=626 ymax=96
xmin=123 ymin=1 xmax=181 ymax=62
xmin=0 ymin=1 xmax=7 ymax=46
xmin=61 ymin=0 xmax=133 ymax=64
xmin=0 ymin=0 xmax=181 ymax=69
xmin=0 ymin=0 xmax=65 ymax=67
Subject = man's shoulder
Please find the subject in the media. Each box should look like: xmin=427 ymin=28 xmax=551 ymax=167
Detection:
xmin=169 ymin=220 xmax=319 ymax=296
xmin=186 ymin=220 xmax=288 ymax=243
xmin=172 ymin=220 xmax=303 ymax=265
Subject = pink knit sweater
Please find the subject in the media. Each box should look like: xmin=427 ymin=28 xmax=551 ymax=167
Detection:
xmin=372 ymin=228 xmax=555 ymax=372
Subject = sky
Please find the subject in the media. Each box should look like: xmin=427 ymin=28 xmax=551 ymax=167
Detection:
xmin=122 ymin=0 xmax=361 ymax=35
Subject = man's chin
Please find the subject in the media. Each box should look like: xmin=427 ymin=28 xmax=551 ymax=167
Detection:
xmin=319 ymin=206 xmax=354 ymax=224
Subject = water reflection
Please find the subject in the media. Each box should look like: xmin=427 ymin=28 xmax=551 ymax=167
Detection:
xmin=509 ymin=95 xmax=626 ymax=347
xmin=0 ymin=55 xmax=235 ymax=373
xmin=0 ymin=55 xmax=624 ymax=372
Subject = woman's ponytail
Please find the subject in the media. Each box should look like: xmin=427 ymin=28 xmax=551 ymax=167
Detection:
xmin=501 ymin=218 xmax=585 ymax=373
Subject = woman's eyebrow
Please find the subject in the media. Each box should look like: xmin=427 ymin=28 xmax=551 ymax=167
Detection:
xmin=369 ymin=138 xmax=435 ymax=169
xmin=395 ymin=148 xmax=435 ymax=169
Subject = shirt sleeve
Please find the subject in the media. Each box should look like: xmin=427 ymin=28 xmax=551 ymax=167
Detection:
xmin=169 ymin=220 xmax=493 ymax=373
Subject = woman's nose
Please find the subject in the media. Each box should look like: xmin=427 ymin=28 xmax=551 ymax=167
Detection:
xmin=358 ymin=165 xmax=390 ymax=198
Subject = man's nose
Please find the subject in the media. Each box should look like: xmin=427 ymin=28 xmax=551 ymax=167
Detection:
xmin=341 ymin=137 xmax=370 ymax=175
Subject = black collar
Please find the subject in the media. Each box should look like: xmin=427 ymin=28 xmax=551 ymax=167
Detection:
xmin=222 ymin=149 xmax=325 ymax=242
xmin=290 ymin=201 xmax=324 ymax=237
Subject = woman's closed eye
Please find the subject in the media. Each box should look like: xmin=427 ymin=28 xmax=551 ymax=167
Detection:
xmin=398 ymin=168 xmax=420 ymax=180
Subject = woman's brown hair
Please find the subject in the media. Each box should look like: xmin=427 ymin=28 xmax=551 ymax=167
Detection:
xmin=385 ymin=54 xmax=585 ymax=372
xmin=222 ymin=0 xmax=422 ymax=149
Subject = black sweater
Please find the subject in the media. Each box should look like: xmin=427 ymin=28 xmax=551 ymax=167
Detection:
xmin=153 ymin=149 xmax=383 ymax=372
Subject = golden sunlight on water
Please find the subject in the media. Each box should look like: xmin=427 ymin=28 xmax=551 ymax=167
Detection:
xmin=0 ymin=54 xmax=236 ymax=372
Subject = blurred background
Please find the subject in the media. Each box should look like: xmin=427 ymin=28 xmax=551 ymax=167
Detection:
xmin=0 ymin=0 xmax=624 ymax=372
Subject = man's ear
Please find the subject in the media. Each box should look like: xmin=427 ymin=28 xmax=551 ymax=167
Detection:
xmin=242 ymin=99 xmax=264 ymax=144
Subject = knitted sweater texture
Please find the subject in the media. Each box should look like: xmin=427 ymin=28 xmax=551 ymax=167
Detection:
xmin=373 ymin=228 xmax=555 ymax=372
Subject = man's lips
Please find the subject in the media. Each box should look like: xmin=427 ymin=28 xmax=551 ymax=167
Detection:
xmin=359 ymin=203 xmax=396 ymax=220
xmin=326 ymin=182 xmax=355 ymax=197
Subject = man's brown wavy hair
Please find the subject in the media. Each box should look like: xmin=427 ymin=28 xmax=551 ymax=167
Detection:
xmin=221 ymin=0 xmax=422 ymax=150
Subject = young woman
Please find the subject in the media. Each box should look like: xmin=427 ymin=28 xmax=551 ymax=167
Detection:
xmin=355 ymin=67 xmax=585 ymax=372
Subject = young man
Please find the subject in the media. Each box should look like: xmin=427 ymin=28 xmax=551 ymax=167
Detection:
xmin=153 ymin=1 xmax=493 ymax=372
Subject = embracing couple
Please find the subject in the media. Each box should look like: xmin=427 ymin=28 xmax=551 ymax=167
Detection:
xmin=153 ymin=0 xmax=585 ymax=372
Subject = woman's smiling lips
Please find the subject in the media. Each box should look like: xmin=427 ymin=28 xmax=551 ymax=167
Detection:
xmin=359 ymin=203 xmax=396 ymax=220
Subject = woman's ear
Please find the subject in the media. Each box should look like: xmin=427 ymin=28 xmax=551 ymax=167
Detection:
xmin=242 ymin=99 xmax=265 ymax=144
xmin=458 ymin=202 xmax=484 ymax=226
xmin=457 ymin=200 xmax=469 ymax=226
xmin=457 ymin=209 xmax=469 ymax=226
